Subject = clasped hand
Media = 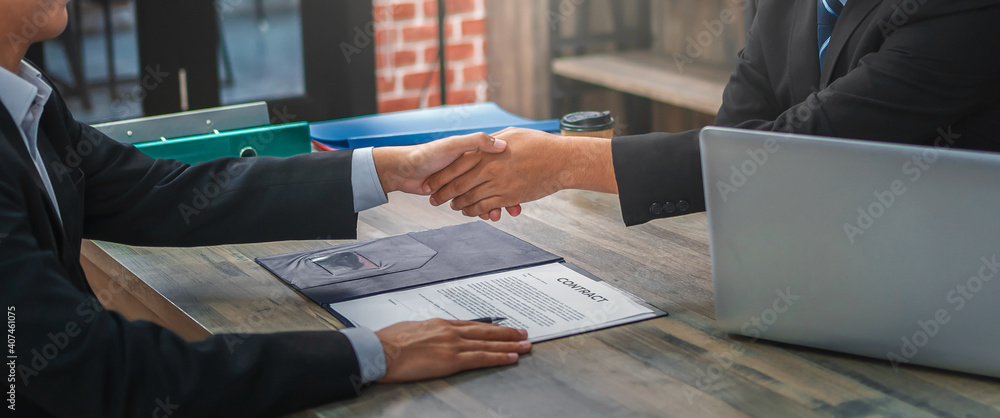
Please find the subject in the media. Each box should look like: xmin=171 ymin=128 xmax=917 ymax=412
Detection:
xmin=372 ymin=128 xmax=562 ymax=221
xmin=384 ymin=127 xmax=616 ymax=221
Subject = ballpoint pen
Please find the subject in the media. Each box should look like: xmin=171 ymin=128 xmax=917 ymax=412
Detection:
xmin=470 ymin=317 xmax=507 ymax=324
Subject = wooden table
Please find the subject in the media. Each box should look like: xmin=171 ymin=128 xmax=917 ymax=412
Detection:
xmin=81 ymin=191 xmax=1000 ymax=417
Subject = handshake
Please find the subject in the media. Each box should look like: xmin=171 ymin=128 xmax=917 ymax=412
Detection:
xmin=371 ymin=128 xmax=619 ymax=221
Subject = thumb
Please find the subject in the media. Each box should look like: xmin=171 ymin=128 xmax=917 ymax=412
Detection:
xmin=446 ymin=132 xmax=507 ymax=156
xmin=482 ymin=136 xmax=508 ymax=154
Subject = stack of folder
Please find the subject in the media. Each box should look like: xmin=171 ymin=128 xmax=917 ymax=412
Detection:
xmin=121 ymin=103 xmax=557 ymax=163
xmin=310 ymin=102 xmax=560 ymax=150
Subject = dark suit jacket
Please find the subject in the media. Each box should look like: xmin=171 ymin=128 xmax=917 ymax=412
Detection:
xmin=613 ymin=0 xmax=1000 ymax=225
xmin=1 ymin=72 xmax=366 ymax=416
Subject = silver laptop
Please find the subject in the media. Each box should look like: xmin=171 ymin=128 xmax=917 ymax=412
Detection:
xmin=700 ymin=127 xmax=1000 ymax=378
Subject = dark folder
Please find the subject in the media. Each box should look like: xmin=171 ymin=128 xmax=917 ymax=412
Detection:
xmin=256 ymin=222 xmax=666 ymax=325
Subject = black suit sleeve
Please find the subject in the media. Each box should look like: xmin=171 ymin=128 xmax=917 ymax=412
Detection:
xmin=612 ymin=3 xmax=1000 ymax=226
xmin=48 ymin=99 xmax=359 ymax=246
xmin=1 ymin=166 xmax=364 ymax=417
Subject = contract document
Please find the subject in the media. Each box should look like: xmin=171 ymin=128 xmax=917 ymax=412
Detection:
xmin=328 ymin=263 xmax=662 ymax=342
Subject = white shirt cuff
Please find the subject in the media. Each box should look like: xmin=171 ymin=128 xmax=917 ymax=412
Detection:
xmin=340 ymin=327 xmax=387 ymax=384
xmin=351 ymin=147 xmax=389 ymax=213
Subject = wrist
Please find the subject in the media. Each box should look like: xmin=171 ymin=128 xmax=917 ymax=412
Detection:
xmin=375 ymin=330 xmax=400 ymax=383
xmin=372 ymin=147 xmax=398 ymax=194
xmin=560 ymin=136 xmax=617 ymax=194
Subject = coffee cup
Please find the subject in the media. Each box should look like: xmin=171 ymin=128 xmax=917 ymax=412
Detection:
xmin=560 ymin=111 xmax=615 ymax=139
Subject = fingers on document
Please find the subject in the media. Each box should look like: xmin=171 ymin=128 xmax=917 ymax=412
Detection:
xmin=460 ymin=340 xmax=532 ymax=354
xmin=445 ymin=322 xmax=531 ymax=370
xmin=456 ymin=351 xmax=521 ymax=369
xmin=456 ymin=324 xmax=527 ymax=341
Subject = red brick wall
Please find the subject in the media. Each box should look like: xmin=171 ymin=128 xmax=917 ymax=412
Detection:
xmin=374 ymin=0 xmax=488 ymax=113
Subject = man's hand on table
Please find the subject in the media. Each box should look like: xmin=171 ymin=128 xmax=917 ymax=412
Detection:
xmin=371 ymin=132 xmax=522 ymax=221
xmin=375 ymin=319 xmax=531 ymax=383
xmin=423 ymin=128 xmax=618 ymax=218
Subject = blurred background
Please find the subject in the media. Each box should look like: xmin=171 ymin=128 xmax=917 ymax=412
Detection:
xmin=28 ymin=0 xmax=751 ymax=136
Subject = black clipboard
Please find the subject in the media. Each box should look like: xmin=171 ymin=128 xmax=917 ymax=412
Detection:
xmin=256 ymin=222 xmax=666 ymax=326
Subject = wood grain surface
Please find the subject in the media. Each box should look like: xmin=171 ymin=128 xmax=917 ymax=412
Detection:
xmin=81 ymin=191 xmax=1000 ymax=418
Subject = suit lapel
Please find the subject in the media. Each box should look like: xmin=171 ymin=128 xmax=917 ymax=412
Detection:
xmin=0 ymin=108 xmax=40 ymax=186
xmin=820 ymin=0 xmax=881 ymax=86
xmin=38 ymin=127 xmax=82 ymax=237
xmin=788 ymin=0 xmax=823 ymax=101
xmin=0 ymin=106 xmax=64 ymax=225
xmin=1 ymin=99 xmax=77 ymax=258
xmin=1 ymin=76 xmax=92 ymax=293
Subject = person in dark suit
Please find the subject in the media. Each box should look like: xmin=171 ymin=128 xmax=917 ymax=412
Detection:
xmin=425 ymin=0 xmax=1000 ymax=226
xmin=1 ymin=1 xmax=531 ymax=416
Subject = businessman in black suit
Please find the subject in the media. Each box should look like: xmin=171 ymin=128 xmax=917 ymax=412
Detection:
xmin=1 ymin=1 xmax=531 ymax=416
xmin=426 ymin=0 xmax=1000 ymax=226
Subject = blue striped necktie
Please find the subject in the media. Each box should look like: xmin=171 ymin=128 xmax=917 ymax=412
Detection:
xmin=817 ymin=0 xmax=845 ymax=69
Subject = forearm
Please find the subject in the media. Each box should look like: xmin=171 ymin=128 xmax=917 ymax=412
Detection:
xmin=82 ymin=148 xmax=358 ymax=247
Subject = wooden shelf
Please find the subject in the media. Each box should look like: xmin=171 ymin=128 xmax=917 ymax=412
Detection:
xmin=552 ymin=51 xmax=732 ymax=115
